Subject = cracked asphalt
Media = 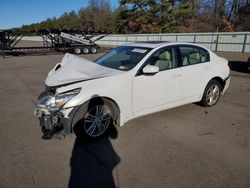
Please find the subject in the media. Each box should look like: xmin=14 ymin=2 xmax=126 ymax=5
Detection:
xmin=0 ymin=51 xmax=250 ymax=188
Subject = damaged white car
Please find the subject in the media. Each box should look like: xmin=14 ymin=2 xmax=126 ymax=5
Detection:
xmin=34 ymin=42 xmax=230 ymax=139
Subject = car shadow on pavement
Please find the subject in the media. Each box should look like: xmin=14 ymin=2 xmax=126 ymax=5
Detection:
xmin=229 ymin=61 xmax=250 ymax=74
xmin=68 ymin=124 xmax=120 ymax=188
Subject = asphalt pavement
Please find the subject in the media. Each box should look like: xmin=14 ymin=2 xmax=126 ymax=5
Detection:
xmin=0 ymin=52 xmax=250 ymax=188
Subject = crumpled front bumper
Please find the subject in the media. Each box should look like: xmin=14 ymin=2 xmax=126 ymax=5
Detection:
xmin=34 ymin=106 xmax=77 ymax=138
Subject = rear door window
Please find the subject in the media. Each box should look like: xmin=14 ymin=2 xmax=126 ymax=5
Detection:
xmin=179 ymin=45 xmax=210 ymax=66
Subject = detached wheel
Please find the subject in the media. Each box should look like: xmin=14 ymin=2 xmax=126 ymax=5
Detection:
xmin=73 ymin=47 xmax=82 ymax=55
xmin=72 ymin=99 xmax=115 ymax=139
xmin=90 ymin=46 xmax=98 ymax=54
xmin=82 ymin=47 xmax=90 ymax=54
xmin=200 ymin=80 xmax=222 ymax=107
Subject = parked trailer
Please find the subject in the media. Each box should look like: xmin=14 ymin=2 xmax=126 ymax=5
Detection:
xmin=0 ymin=29 xmax=109 ymax=57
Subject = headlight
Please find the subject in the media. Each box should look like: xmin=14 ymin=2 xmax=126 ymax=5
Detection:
xmin=37 ymin=88 xmax=81 ymax=111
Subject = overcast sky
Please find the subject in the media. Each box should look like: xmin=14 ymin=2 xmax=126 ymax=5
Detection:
xmin=0 ymin=0 xmax=119 ymax=29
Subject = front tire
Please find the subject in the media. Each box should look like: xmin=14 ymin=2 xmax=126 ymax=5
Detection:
xmin=72 ymin=99 xmax=115 ymax=139
xmin=200 ymin=80 xmax=222 ymax=107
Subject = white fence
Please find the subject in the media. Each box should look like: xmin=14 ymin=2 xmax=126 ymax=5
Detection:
xmin=96 ymin=32 xmax=250 ymax=53
xmin=23 ymin=32 xmax=250 ymax=53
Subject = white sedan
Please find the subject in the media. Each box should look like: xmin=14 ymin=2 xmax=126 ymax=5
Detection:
xmin=34 ymin=42 xmax=230 ymax=139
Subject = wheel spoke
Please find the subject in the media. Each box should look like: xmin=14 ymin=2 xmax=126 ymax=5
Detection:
xmin=213 ymin=93 xmax=218 ymax=100
xmin=86 ymin=124 xmax=96 ymax=135
xmin=85 ymin=113 xmax=96 ymax=123
xmin=100 ymin=106 xmax=104 ymax=116
xmin=207 ymin=88 xmax=211 ymax=95
xmin=95 ymin=105 xmax=104 ymax=117
xmin=100 ymin=113 xmax=110 ymax=121
xmin=209 ymin=97 xmax=213 ymax=104
xmin=206 ymin=94 xmax=210 ymax=101
xmin=95 ymin=106 xmax=99 ymax=116
xmin=96 ymin=120 xmax=106 ymax=132
xmin=96 ymin=122 xmax=102 ymax=132
xmin=212 ymin=86 xmax=218 ymax=94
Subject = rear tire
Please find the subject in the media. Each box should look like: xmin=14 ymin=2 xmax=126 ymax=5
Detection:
xmin=72 ymin=98 xmax=115 ymax=139
xmin=200 ymin=80 xmax=222 ymax=107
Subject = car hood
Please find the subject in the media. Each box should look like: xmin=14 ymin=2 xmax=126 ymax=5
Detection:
xmin=45 ymin=53 xmax=123 ymax=86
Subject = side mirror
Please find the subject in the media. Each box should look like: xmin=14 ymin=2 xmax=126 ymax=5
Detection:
xmin=142 ymin=65 xmax=159 ymax=75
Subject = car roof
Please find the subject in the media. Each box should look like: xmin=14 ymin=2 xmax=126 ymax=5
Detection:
xmin=123 ymin=41 xmax=170 ymax=48
xmin=123 ymin=41 xmax=209 ymax=50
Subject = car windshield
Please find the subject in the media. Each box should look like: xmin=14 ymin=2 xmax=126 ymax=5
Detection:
xmin=95 ymin=46 xmax=152 ymax=71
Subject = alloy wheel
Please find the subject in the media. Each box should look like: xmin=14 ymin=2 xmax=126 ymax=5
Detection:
xmin=206 ymin=84 xmax=220 ymax=106
xmin=84 ymin=105 xmax=111 ymax=137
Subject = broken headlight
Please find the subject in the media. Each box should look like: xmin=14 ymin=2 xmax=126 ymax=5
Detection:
xmin=37 ymin=88 xmax=81 ymax=111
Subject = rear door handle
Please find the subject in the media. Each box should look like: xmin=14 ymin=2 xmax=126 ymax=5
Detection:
xmin=173 ymin=73 xmax=181 ymax=78
xmin=204 ymin=66 xmax=211 ymax=70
